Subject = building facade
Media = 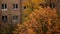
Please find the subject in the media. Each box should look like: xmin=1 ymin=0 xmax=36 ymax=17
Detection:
xmin=0 ymin=0 xmax=21 ymax=23
xmin=0 ymin=0 xmax=28 ymax=34
xmin=56 ymin=0 xmax=60 ymax=18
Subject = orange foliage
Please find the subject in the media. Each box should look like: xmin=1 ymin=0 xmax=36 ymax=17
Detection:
xmin=13 ymin=6 xmax=60 ymax=34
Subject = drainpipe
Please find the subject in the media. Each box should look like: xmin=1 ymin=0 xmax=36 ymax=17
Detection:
xmin=56 ymin=0 xmax=60 ymax=19
xmin=20 ymin=0 xmax=23 ymax=24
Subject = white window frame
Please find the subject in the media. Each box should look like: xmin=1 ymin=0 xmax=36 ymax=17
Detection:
xmin=2 ymin=16 xmax=7 ymax=21
xmin=12 ymin=16 xmax=18 ymax=22
xmin=1 ymin=4 xmax=7 ymax=11
xmin=13 ymin=4 xmax=18 ymax=10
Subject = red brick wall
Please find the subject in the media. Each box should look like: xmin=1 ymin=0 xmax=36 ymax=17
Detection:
xmin=56 ymin=0 xmax=60 ymax=18
xmin=0 ymin=0 xmax=21 ymax=24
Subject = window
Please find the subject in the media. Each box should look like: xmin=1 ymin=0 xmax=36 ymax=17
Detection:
xmin=13 ymin=4 xmax=18 ymax=9
xmin=49 ymin=3 xmax=55 ymax=8
xmin=13 ymin=16 xmax=18 ymax=20
xmin=24 ymin=6 xmax=26 ymax=9
xmin=2 ymin=16 xmax=7 ymax=21
xmin=13 ymin=16 xmax=18 ymax=22
xmin=2 ymin=4 xmax=7 ymax=9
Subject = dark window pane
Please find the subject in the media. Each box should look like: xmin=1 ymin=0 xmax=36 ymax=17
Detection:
xmin=2 ymin=16 xmax=7 ymax=21
xmin=2 ymin=16 xmax=4 ymax=20
xmin=13 ymin=4 xmax=18 ymax=9
xmin=13 ymin=16 xmax=18 ymax=20
xmin=5 ymin=4 xmax=7 ymax=9
xmin=5 ymin=16 xmax=7 ymax=20
xmin=50 ymin=3 xmax=55 ymax=8
xmin=24 ymin=6 xmax=26 ymax=9
xmin=2 ymin=4 xmax=4 ymax=9
xmin=16 ymin=4 xmax=18 ymax=8
xmin=2 ymin=4 xmax=7 ymax=9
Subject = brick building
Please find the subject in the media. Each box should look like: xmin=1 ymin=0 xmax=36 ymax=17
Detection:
xmin=0 ymin=0 xmax=27 ymax=34
xmin=0 ymin=1 xmax=22 ymax=33
xmin=0 ymin=0 xmax=59 ymax=34
xmin=0 ymin=0 xmax=21 ymax=24
xmin=56 ymin=0 xmax=60 ymax=18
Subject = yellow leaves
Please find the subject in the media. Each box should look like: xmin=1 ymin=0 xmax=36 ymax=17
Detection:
xmin=13 ymin=0 xmax=59 ymax=33
xmin=29 ymin=14 xmax=33 ymax=18
xmin=31 ymin=0 xmax=38 ymax=3
xmin=27 ymin=29 xmax=36 ymax=34
xmin=31 ymin=0 xmax=45 ymax=4
xmin=13 ymin=7 xmax=59 ymax=34
xmin=23 ymin=9 xmax=31 ymax=15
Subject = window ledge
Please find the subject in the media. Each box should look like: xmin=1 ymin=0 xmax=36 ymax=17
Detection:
xmin=13 ymin=9 xmax=18 ymax=11
xmin=1 ymin=9 xmax=7 ymax=11
xmin=12 ymin=20 xmax=18 ymax=22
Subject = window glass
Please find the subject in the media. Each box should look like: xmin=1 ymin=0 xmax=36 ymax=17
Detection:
xmin=13 ymin=4 xmax=18 ymax=9
xmin=13 ymin=16 xmax=18 ymax=20
xmin=2 ymin=4 xmax=7 ymax=9
xmin=2 ymin=16 xmax=7 ymax=21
